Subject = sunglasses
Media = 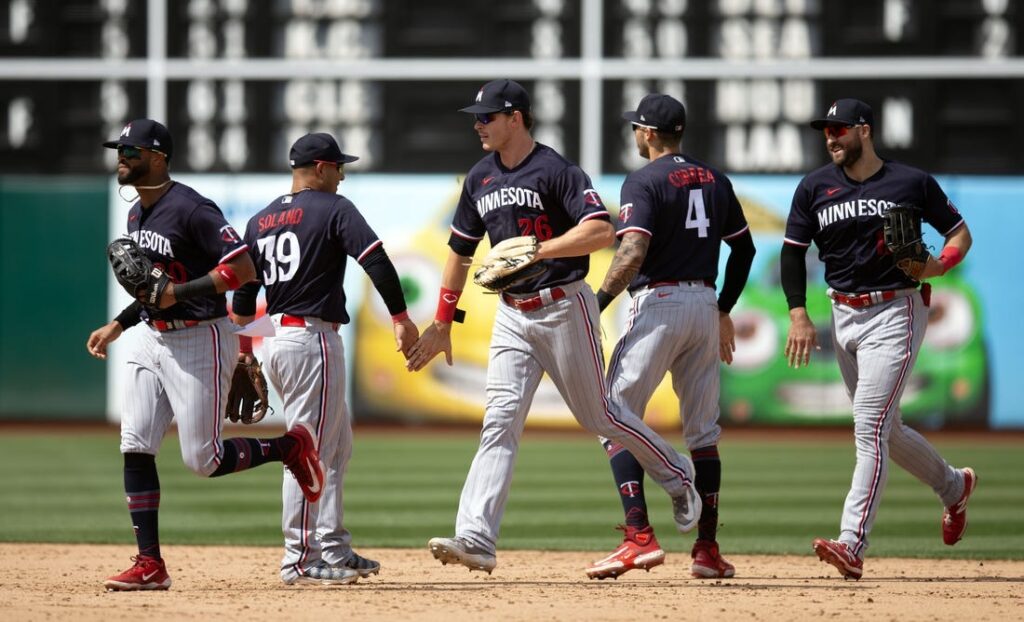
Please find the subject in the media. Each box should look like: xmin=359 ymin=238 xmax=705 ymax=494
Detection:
xmin=315 ymin=160 xmax=343 ymax=172
xmin=117 ymin=145 xmax=166 ymax=159
xmin=474 ymin=111 xmax=514 ymax=125
xmin=823 ymin=124 xmax=857 ymax=139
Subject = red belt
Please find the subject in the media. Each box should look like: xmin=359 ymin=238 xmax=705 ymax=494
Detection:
xmin=830 ymin=289 xmax=902 ymax=308
xmin=281 ymin=314 xmax=339 ymax=331
xmin=150 ymin=319 xmax=202 ymax=332
xmin=501 ymin=287 xmax=566 ymax=312
xmin=647 ymin=280 xmax=715 ymax=289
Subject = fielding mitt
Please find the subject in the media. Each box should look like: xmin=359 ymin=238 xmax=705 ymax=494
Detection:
xmin=226 ymin=355 xmax=272 ymax=424
xmin=473 ymin=235 xmax=544 ymax=293
xmin=107 ymin=236 xmax=172 ymax=307
xmin=882 ymin=202 xmax=930 ymax=280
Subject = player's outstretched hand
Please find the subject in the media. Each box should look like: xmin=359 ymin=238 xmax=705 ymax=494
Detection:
xmin=719 ymin=312 xmax=735 ymax=365
xmin=405 ymin=321 xmax=453 ymax=372
xmin=785 ymin=308 xmax=820 ymax=368
xmin=86 ymin=321 xmax=124 ymax=360
xmin=394 ymin=317 xmax=420 ymax=359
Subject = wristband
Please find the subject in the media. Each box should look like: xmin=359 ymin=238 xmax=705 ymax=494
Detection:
xmin=391 ymin=310 xmax=410 ymax=324
xmin=938 ymin=246 xmax=963 ymax=274
xmin=214 ymin=263 xmax=242 ymax=290
xmin=596 ymin=289 xmax=615 ymax=312
xmin=239 ymin=335 xmax=253 ymax=354
xmin=435 ymin=287 xmax=463 ymax=323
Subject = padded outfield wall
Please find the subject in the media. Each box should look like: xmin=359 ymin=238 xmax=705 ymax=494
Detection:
xmin=2 ymin=174 xmax=1020 ymax=428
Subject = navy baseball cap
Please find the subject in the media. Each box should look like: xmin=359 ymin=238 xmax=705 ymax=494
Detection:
xmin=459 ymin=79 xmax=531 ymax=114
xmin=103 ymin=119 xmax=173 ymax=159
xmin=623 ymin=94 xmax=686 ymax=132
xmin=810 ymin=98 xmax=874 ymax=129
xmin=289 ymin=133 xmax=359 ymax=168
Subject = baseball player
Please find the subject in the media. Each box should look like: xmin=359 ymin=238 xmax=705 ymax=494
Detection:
xmin=86 ymin=119 xmax=325 ymax=591
xmin=782 ymin=99 xmax=977 ymax=580
xmin=585 ymin=94 xmax=756 ymax=580
xmin=232 ymin=133 xmax=418 ymax=586
xmin=405 ymin=79 xmax=701 ymax=574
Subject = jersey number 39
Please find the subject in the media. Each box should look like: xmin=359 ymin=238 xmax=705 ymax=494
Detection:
xmin=257 ymin=232 xmax=301 ymax=285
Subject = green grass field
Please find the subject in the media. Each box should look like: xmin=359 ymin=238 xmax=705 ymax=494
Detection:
xmin=1 ymin=430 xmax=1020 ymax=559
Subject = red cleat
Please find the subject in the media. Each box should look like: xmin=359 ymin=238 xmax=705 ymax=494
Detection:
xmin=104 ymin=554 xmax=172 ymax=591
xmin=691 ymin=540 xmax=736 ymax=578
xmin=284 ymin=422 xmax=325 ymax=503
xmin=586 ymin=525 xmax=665 ymax=580
xmin=943 ymin=467 xmax=977 ymax=545
xmin=812 ymin=538 xmax=863 ymax=580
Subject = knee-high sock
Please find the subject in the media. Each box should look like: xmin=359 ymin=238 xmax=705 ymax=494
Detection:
xmin=124 ymin=452 xmax=161 ymax=559
xmin=209 ymin=435 xmax=296 ymax=477
xmin=603 ymin=440 xmax=650 ymax=528
xmin=692 ymin=445 xmax=721 ymax=542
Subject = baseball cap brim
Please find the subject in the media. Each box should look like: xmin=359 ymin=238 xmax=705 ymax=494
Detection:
xmin=809 ymin=118 xmax=846 ymax=130
xmin=102 ymin=137 xmax=149 ymax=149
xmin=338 ymin=154 xmax=360 ymax=164
xmin=622 ymin=111 xmax=647 ymax=125
xmin=459 ymin=103 xmax=507 ymax=114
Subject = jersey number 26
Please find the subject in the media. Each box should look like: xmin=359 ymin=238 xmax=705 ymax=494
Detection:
xmin=257 ymin=232 xmax=301 ymax=285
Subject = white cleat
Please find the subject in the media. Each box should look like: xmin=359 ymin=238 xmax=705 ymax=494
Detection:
xmin=428 ymin=536 xmax=497 ymax=574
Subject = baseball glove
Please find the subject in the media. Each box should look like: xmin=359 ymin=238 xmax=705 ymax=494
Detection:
xmin=225 ymin=355 xmax=272 ymax=424
xmin=106 ymin=236 xmax=172 ymax=307
xmin=881 ymin=202 xmax=930 ymax=280
xmin=472 ymin=235 xmax=544 ymax=293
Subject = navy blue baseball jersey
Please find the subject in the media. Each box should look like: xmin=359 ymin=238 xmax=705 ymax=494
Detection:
xmin=618 ymin=154 xmax=749 ymax=292
xmin=450 ymin=143 xmax=610 ymax=294
xmin=243 ymin=189 xmax=381 ymax=324
xmin=126 ymin=182 xmax=247 ymax=322
xmin=784 ymin=160 xmax=964 ymax=293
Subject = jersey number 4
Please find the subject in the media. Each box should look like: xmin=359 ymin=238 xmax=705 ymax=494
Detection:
xmin=257 ymin=232 xmax=301 ymax=285
xmin=686 ymin=189 xmax=710 ymax=238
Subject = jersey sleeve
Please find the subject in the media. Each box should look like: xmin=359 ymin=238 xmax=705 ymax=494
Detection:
xmin=617 ymin=176 xmax=654 ymax=238
xmin=332 ymin=198 xmax=382 ymax=263
xmin=783 ymin=179 xmax=815 ymax=247
xmin=720 ymin=176 xmax=750 ymax=241
xmin=449 ymin=179 xmax=486 ymax=256
xmin=556 ymin=165 xmax=611 ymax=224
xmin=921 ymin=174 xmax=965 ymax=236
xmin=188 ymin=202 xmax=248 ymax=264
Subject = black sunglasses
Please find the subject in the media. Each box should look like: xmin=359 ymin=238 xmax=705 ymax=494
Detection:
xmin=117 ymin=145 xmax=166 ymax=159
xmin=474 ymin=111 xmax=515 ymax=125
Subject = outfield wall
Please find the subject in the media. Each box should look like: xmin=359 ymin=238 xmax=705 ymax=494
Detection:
xmin=2 ymin=174 xmax=1020 ymax=428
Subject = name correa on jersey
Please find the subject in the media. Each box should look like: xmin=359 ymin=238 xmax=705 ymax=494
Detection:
xmin=476 ymin=187 xmax=545 ymax=216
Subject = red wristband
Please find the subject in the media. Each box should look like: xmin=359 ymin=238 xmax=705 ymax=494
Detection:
xmin=214 ymin=263 xmax=242 ymax=290
xmin=239 ymin=335 xmax=253 ymax=354
xmin=391 ymin=310 xmax=410 ymax=324
xmin=435 ymin=287 xmax=462 ymax=323
xmin=938 ymin=246 xmax=963 ymax=274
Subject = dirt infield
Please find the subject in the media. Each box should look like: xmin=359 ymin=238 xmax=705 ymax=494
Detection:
xmin=2 ymin=544 xmax=1021 ymax=621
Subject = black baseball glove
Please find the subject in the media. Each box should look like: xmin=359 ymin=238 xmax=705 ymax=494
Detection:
xmin=106 ymin=236 xmax=172 ymax=307
xmin=881 ymin=202 xmax=930 ymax=280
xmin=225 ymin=355 xmax=272 ymax=424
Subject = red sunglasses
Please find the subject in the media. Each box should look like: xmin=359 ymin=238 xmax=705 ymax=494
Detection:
xmin=823 ymin=124 xmax=857 ymax=139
